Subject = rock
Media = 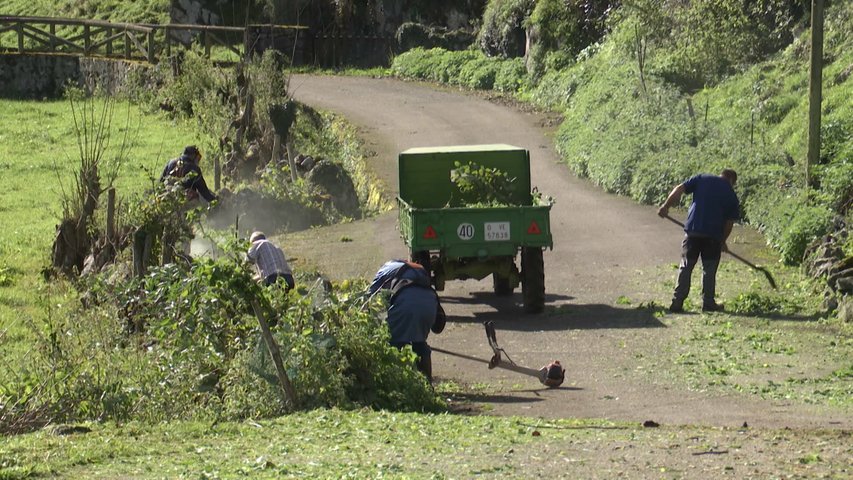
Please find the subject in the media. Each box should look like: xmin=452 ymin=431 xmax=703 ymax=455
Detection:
xmin=306 ymin=160 xmax=361 ymax=219
xmin=838 ymin=295 xmax=853 ymax=323
xmin=837 ymin=276 xmax=853 ymax=294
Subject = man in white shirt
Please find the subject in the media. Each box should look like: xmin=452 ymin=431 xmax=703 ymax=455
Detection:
xmin=247 ymin=231 xmax=295 ymax=290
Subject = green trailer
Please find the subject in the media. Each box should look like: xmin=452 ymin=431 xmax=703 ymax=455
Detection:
xmin=397 ymin=144 xmax=553 ymax=313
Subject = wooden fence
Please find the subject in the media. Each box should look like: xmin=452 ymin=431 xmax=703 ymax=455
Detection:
xmin=0 ymin=15 xmax=156 ymax=61
xmin=0 ymin=16 xmax=252 ymax=63
xmin=0 ymin=16 xmax=393 ymax=67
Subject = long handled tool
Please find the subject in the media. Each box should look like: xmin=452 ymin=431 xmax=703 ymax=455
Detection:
xmin=664 ymin=215 xmax=777 ymax=289
xmin=432 ymin=322 xmax=565 ymax=387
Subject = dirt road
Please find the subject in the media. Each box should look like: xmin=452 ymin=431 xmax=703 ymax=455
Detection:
xmin=288 ymin=75 xmax=850 ymax=430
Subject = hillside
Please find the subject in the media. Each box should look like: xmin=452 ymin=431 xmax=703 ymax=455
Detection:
xmin=0 ymin=0 xmax=169 ymax=23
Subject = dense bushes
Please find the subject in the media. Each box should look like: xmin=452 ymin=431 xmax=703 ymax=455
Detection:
xmin=393 ymin=48 xmax=528 ymax=93
xmin=1 ymin=240 xmax=442 ymax=429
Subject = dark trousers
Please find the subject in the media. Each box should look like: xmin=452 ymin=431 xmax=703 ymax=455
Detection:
xmin=264 ymin=273 xmax=295 ymax=291
xmin=672 ymin=235 xmax=722 ymax=307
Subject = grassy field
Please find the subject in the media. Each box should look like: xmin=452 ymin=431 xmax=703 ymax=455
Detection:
xmin=1 ymin=409 xmax=850 ymax=479
xmin=0 ymin=98 xmax=201 ymax=356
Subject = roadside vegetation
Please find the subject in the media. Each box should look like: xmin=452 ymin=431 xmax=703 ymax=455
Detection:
xmin=392 ymin=0 xmax=853 ymax=319
xmin=0 ymin=45 xmax=410 ymax=435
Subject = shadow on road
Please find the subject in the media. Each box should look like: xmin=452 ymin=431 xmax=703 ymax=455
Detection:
xmin=445 ymin=385 xmax=583 ymax=406
xmin=441 ymin=294 xmax=666 ymax=331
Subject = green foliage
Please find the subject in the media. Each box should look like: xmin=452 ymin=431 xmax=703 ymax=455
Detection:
xmin=150 ymin=51 xmax=235 ymax=153
xmin=478 ymin=0 xmax=533 ymax=58
xmin=525 ymin=0 xmax=614 ymax=81
xmin=393 ymin=48 xmax=524 ymax=93
xmin=621 ymin=0 xmax=804 ymax=89
xmin=449 ymin=161 xmax=518 ymax=207
xmin=493 ymin=57 xmax=529 ymax=93
xmin=392 ymin=47 xmax=484 ymax=85
xmin=1 ymin=240 xmax=443 ymax=429
xmin=746 ymin=188 xmax=834 ymax=265
xmin=457 ymin=56 xmax=499 ymax=89
xmin=0 ymin=98 xmax=201 ymax=351
xmin=727 ymin=291 xmax=796 ymax=316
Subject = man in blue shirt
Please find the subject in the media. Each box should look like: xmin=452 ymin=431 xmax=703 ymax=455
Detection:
xmin=658 ymin=169 xmax=740 ymax=312
xmin=368 ymin=260 xmax=443 ymax=380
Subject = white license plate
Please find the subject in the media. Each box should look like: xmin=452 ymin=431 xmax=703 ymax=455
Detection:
xmin=484 ymin=222 xmax=510 ymax=241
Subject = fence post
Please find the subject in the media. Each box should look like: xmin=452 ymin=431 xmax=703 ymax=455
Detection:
xmin=84 ymin=24 xmax=91 ymax=56
xmin=106 ymin=27 xmax=113 ymax=56
xmin=147 ymin=29 xmax=155 ymax=63
xmin=124 ymin=29 xmax=131 ymax=59
xmin=203 ymin=29 xmax=211 ymax=57
xmin=165 ymin=27 xmax=171 ymax=57
xmin=806 ymin=0 xmax=825 ymax=187
xmin=214 ymin=156 xmax=221 ymax=191
xmin=17 ymin=22 xmax=23 ymax=53
xmin=106 ymin=188 xmax=116 ymax=241
xmin=286 ymin=140 xmax=297 ymax=182
xmin=49 ymin=23 xmax=56 ymax=52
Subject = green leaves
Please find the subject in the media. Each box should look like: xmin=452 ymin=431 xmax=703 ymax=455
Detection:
xmin=449 ymin=161 xmax=518 ymax=207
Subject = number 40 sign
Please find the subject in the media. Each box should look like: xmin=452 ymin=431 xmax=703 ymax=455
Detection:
xmin=457 ymin=223 xmax=474 ymax=240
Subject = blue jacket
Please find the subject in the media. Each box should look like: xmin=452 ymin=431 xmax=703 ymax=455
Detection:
xmin=683 ymin=174 xmax=740 ymax=240
xmin=369 ymin=260 xmax=436 ymax=344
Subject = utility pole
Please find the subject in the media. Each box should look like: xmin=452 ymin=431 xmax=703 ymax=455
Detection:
xmin=806 ymin=0 xmax=824 ymax=187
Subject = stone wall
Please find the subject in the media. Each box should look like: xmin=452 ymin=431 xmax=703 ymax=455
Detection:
xmin=0 ymin=55 xmax=148 ymax=99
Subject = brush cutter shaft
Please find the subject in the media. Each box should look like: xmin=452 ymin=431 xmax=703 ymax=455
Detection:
xmin=490 ymin=360 xmax=547 ymax=381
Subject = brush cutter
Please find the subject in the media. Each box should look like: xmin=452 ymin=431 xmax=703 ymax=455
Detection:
xmin=432 ymin=321 xmax=565 ymax=388
xmin=663 ymin=215 xmax=777 ymax=289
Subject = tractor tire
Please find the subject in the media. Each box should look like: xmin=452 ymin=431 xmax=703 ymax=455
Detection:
xmin=493 ymin=273 xmax=514 ymax=296
xmin=521 ymin=247 xmax=545 ymax=313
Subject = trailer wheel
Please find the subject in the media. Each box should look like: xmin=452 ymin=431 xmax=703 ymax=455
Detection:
xmin=521 ymin=247 xmax=545 ymax=313
xmin=493 ymin=273 xmax=514 ymax=296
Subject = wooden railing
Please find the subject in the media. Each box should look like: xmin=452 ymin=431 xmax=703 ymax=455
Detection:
xmin=145 ymin=23 xmax=246 ymax=60
xmin=0 ymin=16 xmax=156 ymax=61
xmin=0 ymin=15 xmax=392 ymax=67
xmin=0 ymin=15 xmax=249 ymax=63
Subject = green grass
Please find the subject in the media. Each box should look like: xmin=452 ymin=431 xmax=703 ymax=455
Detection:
xmin=0 ymin=98 xmax=200 ymax=352
xmin=633 ymin=258 xmax=853 ymax=408
xmin=1 ymin=409 xmax=850 ymax=479
xmin=0 ymin=0 xmax=169 ymax=23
